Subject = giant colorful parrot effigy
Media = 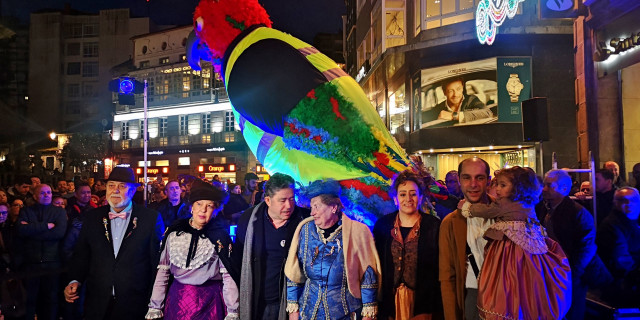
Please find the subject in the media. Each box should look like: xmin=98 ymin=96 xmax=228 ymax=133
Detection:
xmin=187 ymin=0 xmax=433 ymax=225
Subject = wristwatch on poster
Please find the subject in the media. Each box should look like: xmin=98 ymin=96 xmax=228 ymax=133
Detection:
xmin=506 ymin=74 xmax=524 ymax=102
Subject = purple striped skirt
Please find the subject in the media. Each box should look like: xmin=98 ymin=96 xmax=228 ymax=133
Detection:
xmin=164 ymin=279 xmax=226 ymax=320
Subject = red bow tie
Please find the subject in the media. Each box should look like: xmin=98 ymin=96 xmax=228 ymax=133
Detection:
xmin=109 ymin=212 xmax=127 ymax=220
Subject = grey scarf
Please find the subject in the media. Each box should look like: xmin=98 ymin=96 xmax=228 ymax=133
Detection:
xmin=239 ymin=203 xmax=288 ymax=320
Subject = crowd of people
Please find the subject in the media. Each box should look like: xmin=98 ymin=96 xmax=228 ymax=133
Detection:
xmin=0 ymin=158 xmax=637 ymax=320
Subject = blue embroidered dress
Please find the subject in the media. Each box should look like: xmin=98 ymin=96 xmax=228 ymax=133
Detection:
xmin=286 ymin=220 xmax=377 ymax=319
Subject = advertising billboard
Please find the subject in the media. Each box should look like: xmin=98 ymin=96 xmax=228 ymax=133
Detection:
xmin=415 ymin=57 xmax=531 ymax=129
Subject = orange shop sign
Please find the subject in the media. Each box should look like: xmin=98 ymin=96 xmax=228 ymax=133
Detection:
xmin=135 ymin=167 xmax=169 ymax=175
xmin=198 ymin=164 xmax=236 ymax=173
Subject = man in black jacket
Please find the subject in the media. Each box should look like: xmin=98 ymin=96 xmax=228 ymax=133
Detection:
xmin=150 ymin=180 xmax=190 ymax=227
xmin=64 ymin=167 xmax=164 ymax=320
xmin=597 ymin=187 xmax=640 ymax=307
xmin=18 ymin=184 xmax=67 ymax=320
xmin=540 ymin=170 xmax=597 ymax=320
xmin=232 ymin=173 xmax=309 ymax=320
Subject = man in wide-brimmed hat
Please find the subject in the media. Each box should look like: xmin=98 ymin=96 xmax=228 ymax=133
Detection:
xmin=64 ymin=167 xmax=165 ymax=320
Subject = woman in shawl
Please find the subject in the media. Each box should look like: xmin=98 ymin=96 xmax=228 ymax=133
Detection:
xmin=284 ymin=179 xmax=380 ymax=319
xmin=145 ymin=180 xmax=239 ymax=320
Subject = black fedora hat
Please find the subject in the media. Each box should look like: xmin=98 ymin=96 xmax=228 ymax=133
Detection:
xmin=107 ymin=167 xmax=139 ymax=185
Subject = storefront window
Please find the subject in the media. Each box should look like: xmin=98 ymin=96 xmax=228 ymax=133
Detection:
xmin=389 ymin=84 xmax=409 ymax=144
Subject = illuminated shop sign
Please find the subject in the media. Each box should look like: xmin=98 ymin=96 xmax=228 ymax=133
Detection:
xmin=596 ymin=32 xmax=640 ymax=62
xmin=206 ymin=147 xmax=226 ymax=152
xmin=148 ymin=150 xmax=164 ymax=155
xmin=476 ymin=0 xmax=525 ymax=45
xmin=198 ymin=164 xmax=236 ymax=173
xmin=135 ymin=167 xmax=169 ymax=175
xmin=115 ymin=163 xmax=131 ymax=167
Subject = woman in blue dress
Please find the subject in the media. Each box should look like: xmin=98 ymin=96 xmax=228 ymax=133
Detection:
xmin=284 ymin=179 xmax=381 ymax=320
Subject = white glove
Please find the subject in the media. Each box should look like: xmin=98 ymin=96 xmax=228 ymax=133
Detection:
xmin=224 ymin=312 xmax=239 ymax=320
xmin=145 ymin=308 xmax=163 ymax=319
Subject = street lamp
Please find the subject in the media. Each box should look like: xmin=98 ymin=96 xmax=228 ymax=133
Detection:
xmin=49 ymin=132 xmax=57 ymax=140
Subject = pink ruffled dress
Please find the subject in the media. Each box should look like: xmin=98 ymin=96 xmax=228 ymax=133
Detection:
xmin=463 ymin=201 xmax=572 ymax=320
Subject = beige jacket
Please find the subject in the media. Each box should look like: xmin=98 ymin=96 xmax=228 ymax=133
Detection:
xmin=439 ymin=209 xmax=468 ymax=320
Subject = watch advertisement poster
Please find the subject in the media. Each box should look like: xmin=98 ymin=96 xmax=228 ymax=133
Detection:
xmin=417 ymin=57 xmax=499 ymax=129
xmin=496 ymin=57 xmax=532 ymax=122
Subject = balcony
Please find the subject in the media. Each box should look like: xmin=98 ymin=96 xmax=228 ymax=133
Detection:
xmin=113 ymin=131 xmax=243 ymax=151
xmin=116 ymin=88 xmax=229 ymax=113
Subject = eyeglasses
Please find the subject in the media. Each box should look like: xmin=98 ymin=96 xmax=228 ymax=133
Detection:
xmin=107 ymin=183 xmax=131 ymax=191
xmin=11 ymin=204 xmax=23 ymax=208
xmin=0 ymin=211 xmax=7 ymax=215
xmin=580 ymin=188 xmax=590 ymax=192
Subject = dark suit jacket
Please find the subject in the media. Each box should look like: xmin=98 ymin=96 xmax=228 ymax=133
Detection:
xmin=18 ymin=203 xmax=67 ymax=264
xmin=68 ymin=204 xmax=164 ymax=320
xmin=539 ymin=196 xmax=596 ymax=278
xmin=422 ymin=94 xmax=491 ymax=123
xmin=231 ymin=202 xmax=309 ymax=318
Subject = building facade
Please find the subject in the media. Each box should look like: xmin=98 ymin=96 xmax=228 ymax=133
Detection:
xmin=27 ymin=7 xmax=152 ymax=136
xmin=574 ymin=0 xmax=640 ymax=185
xmin=110 ymin=26 xmax=257 ymax=184
xmin=346 ymin=0 xmax=577 ymax=179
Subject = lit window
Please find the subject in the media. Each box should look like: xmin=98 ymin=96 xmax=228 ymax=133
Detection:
xmin=178 ymin=157 xmax=190 ymax=166
xmin=159 ymin=137 xmax=168 ymax=146
xmin=156 ymin=160 xmax=169 ymax=166
xmin=423 ymin=0 xmax=478 ymax=30
xmin=122 ymin=140 xmax=130 ymax=149
xmin=224 ymin=132 xmax=235 ymax=143
xmin=183 ymin=75 xmax=191 ymax=98
xmin=148 ymin=118 xmax=159 ymax=138
xmin=385 ymin=0 xmax=406 ymax=49
xmin=179 ymin=136 xmax=189 ymax=145
xmin=159 ymin=57 xmax=170 ymax=65
xmin=188 ymin=114 xmax=201 ymax=135
xmin=138 ymin=161 xmax=151 ymax=167
xmin=202 ymin=134 xmax=211 ymax=144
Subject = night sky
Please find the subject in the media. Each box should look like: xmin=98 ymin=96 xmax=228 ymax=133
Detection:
xmin=1 ymin=0 xmax=346 ymax=42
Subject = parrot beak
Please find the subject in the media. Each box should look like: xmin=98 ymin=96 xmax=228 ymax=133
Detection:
xmin=195 ymin=16 xmax=204 ymax=32
xmin=186 ymin=30 xmax=204 ymax=71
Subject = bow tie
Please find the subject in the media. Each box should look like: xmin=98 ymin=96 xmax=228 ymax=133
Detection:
xmin=109 ymin=212 xmax=128 ymax=220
